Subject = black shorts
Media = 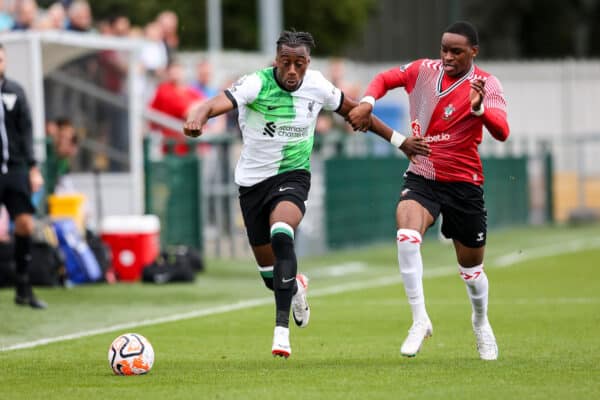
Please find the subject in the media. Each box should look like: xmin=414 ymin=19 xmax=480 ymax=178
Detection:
xmin=239 ymin=170 xmax=311 ymax=246
xmin=400 ymin=172 xmax=487 ymax=248
xmin=0 ymin=169 xmax=36 ymax=218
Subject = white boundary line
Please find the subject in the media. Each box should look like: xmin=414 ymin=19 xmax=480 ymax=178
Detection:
xmin=2 ymin=236 xmax=600 ymax=352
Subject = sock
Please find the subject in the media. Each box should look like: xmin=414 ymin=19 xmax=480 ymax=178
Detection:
xmin=14 ymin=234 xmax=32 ymax=276
xmin=271 ymin=222 xmax=297 ymax=328
xmin=257 ymin=265 xmax=274 ymax=291
xmin=397 ymin=229 xmax=428 ymax=322
xmin=459 ymin=264 xmax=489 ymax=327
xmin=14 ymin=234 xmax=33 ymax=298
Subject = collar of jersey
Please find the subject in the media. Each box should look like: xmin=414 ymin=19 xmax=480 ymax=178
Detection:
xmin=436 ymin=64 xmax=474 ymax=98
xmin=272 ymin=67 xmax=304 ymax=92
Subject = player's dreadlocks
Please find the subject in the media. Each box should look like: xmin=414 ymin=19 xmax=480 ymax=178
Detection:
xmin=276 ymin=30 xmax=316 ymax=53
xmin=445 ymin=21 xmax=479 ymax=46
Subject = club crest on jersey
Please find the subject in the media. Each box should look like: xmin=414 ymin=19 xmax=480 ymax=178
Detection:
xmin=442 ymin=104 xmax=455 ymax=120
xmin=411 ymin=119 xmax=422 ymax=137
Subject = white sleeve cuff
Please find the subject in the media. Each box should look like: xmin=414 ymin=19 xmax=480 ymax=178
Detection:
xmin=359 ymin=96 xmax=376 ymax=107
xmin=471 ymin=103 xmax=485 ymax=116
xmin=390 ymin=130 xmax=406 ymax=148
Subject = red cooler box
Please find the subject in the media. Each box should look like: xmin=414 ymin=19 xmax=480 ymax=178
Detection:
xmin=100 ymin=215 xmax=160 ymax=281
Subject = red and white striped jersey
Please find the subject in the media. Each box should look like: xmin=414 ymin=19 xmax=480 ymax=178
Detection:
xmin=365 ymin=59 xmax=509 ymax=184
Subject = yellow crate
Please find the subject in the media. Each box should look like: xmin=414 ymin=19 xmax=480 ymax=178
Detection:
xmin=48 ymin=193 xmax=86 ymax=231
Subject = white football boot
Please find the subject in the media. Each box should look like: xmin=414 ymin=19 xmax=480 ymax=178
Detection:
xmin=473 ymin=316 xmax=498 ymax=360
xmin=292 ymin=274 xmax=310 ymax=328
xmin=400 ymin=318 xmax=433 ymax=357
xmin=271 ymin=326 xmax=291 ymax=358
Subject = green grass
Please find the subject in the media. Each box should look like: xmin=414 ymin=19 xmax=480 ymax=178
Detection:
xmin=1 ymin=224 xmax=599 ymax=399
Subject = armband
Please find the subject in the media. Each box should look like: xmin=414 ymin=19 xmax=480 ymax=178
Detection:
xmin=390 ymin=130 xmax=406 ymax=148
xmin=471 ymin=103 xmax=485 ymax=116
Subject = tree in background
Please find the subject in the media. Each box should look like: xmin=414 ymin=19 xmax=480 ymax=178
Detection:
xmin=43 ymin=0 xmax=600 ymax=59
xmin=465 ymin=0 xmax=600 ymax=58
xmin=87 ymin=0 xmax=376 ymax=55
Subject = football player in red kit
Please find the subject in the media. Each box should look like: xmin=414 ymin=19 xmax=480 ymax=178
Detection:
xmin=349 ymin=21 xmax=509 ymax=360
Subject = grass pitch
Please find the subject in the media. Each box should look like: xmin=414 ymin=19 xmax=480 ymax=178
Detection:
xmin=1 ymin=224 xmax=599 ymax=399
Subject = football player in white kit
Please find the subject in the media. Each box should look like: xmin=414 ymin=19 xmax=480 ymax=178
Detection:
xmin=184 ymin=30 xmax=430 ymax=358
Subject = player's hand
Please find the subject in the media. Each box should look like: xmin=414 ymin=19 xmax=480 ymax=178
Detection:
xmin=469 ymin=78 xmax=486 ymax=111
xmin=347 ymin=102 xmax=373 ymax=132
xmin=183 ymin=117 xmax=203 ymax=138
xmin=399 ymin=136 xmax=430 ymax=164
xmin=29 ymin=166 xmax=44 ymax=193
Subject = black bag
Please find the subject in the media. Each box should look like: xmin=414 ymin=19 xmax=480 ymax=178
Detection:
xmin=142 ymin=247 xmax=199 ymax=284
xmin=171 ymin=245 xmax=204 ymax=272
xmin=30 ymin=219 xmax=66 ymax=286
xmin=29 ymin=242 xmax=65 ymax=286
xmin=0 ymin=237 xmax=65 ymax=288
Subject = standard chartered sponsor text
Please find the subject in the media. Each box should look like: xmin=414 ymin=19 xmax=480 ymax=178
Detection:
xmin=276 ymin=125 xmax=309 ymax=137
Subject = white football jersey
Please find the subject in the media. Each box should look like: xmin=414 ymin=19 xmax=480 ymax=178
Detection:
xmin=225 ymin=67 xmax=342 ymax=186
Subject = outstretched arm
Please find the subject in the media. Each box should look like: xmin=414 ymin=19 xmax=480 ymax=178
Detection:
xmin=183 ymin=92 xmax=236 ymax=137
xmin=336 ymin=95 xmax=430 ymax=162
xmin=347 ymin=66 xmax=409 ymax=132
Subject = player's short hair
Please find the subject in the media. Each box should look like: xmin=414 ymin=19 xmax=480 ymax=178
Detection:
xmin=276 ymin=30 xmax=315 ymax=53
xmin=444 ymin=21 xmax=479 ymax=46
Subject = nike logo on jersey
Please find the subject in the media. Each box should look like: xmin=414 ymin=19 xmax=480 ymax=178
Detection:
xmin=267 ymin=105 xmax=281 ymax=110
xmin=278 ymin=187 xmax=294 ymax=192
xmin=282 ymin=277 xmax=295 ymax=283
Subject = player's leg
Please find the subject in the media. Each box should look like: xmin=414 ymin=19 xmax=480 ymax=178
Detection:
xmin=396 ymin=199 xmax=435 ymax=356
xmin=454 ymin=241 xmax=497 ymax=360
xmin=12 ymin=212 xmax=47 ymax=309
xmin=5 ymin=172 xmax=47 ymax=309
xmin=454 ymin=241 xmax=487 ymax=325
xmin=442 ymin=182 xmax=497 ymax=360
xmin=268 ymin=200 xmax=303 ymax=358
xmin=239 ymin=180 xmax=278 ymax=293
xmin=251 ymin=244 xmax=275 ymax=290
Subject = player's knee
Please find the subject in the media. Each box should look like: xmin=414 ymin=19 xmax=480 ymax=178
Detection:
xmin=13 ymin=214 xmax=34 ymax=236
xmin=458 ymin=263 xmax=486 ymax=284
xmin=396 ymin=228 xmax=422 ymax=272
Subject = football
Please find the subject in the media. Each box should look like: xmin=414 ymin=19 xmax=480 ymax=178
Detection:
xmin=108 ymin=333 xmax=154 ymax=375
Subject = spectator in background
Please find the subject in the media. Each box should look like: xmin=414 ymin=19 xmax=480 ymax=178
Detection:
xmin=0 ymin=0 xmax=15 ymax=31
xmin=66 ymin=0 xmax=91 ymax=32
xmin=149 ymin=60 xmax=205 ymax=155
xmin=45 ymin=118 xmax=59 ymax=140
xmin=326 ymin=57 xmax=362 ymax=132
xmin=140 ymin=21 xmax=168 ymax=81
xmin=37 ymin=1 xmax=67 ymax=30
xmin=12 ymin=0 xmax=38 ymax=30
xmin=52 ymin=117 xmax=79 ymax=193
xmin=98 ymin=14 xmax=130 ymax=170
xmin=190 ymin=59 xmax=218 ymax=99
xmin=156 ymin=10 xmax=179 ymax=64
xmin=111 ymin=14 xmax=130 ymax=37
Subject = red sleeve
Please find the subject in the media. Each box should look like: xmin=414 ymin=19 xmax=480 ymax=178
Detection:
xmin=364 ymin=60 xmax=420 ymax=99
xmin=482 ymin=108 xmax=510 ymax=142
